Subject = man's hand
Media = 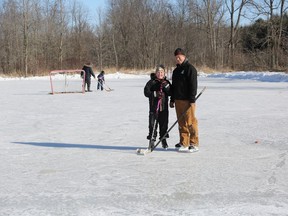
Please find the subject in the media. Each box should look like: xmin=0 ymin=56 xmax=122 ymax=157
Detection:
xmin=190 ymin=103 xmax=195 ymax=108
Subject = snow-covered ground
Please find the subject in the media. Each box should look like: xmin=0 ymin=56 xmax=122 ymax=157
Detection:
xmin=0 ymin=71 xmax=288 ymax=216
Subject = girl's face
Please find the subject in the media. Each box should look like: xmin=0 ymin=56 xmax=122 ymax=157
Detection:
xmin=156 ymin=69 xmax=165 ymax=80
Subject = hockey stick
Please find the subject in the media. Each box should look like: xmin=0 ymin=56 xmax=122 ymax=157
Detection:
xmin=97 ymin=81 xmax=113 ymax=92
xmin=136 ymin=86 xmax=206 ymax=155
xmin=104 ymin=83 xmax=114 ymax=91
xmin=147 ymin=98 xmax=162 ymax=150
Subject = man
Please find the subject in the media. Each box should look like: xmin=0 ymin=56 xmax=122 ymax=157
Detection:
xmin=81 ymin=62 xmax=95 ymax=92
xmin=170 ymin=48 xmax=199 ymax=152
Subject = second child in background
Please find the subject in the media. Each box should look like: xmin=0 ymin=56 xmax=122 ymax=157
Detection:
xmin=97 ymin=71 xmax=105 ymax=91
xmin=144 ymin=65 xmax=171 ymax=149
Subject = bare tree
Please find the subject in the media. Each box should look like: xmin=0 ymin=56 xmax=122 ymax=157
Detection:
xmin=0 ymin=0 xmax=21 ymax=74
xmin=58 ymin=0 xmax=65 ymax=69
xmin=225 ymin=0 xmax=251 ymax=69
xmin=201 ymin=0 xmax=225 ymax=68
xmin=252 ymin=0 xmax=288 ymax=69
xmin=22 ymin=0 xmax=30 ymax=76
xmin=94 ymin=8 xmax=106 ymax=71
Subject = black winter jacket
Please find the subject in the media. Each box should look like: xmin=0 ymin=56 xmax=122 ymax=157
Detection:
xmin=171 ymin=59 xmax=198 ymax=103
xmin=144 ymin=78 xmax=171 ymax=112
xmin=81 ymin=65 xmax=95 ymax=80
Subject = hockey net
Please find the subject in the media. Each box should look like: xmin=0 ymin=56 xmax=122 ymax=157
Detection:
xmin=49 ymin=70 xmax=85 ymax=94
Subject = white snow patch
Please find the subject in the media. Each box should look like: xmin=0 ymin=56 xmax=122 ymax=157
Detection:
xmin=207 ymin=71 xmax=288 ymax=82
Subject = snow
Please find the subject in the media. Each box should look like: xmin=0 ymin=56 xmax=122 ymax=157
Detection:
xmin=206 ymin=71 xmax=288 ymax=82
xmin=0 ymin=71 xmax=288 ymax=215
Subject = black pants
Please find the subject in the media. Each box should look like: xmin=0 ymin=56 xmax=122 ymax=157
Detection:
xmin=85 ymin=78 xmax=91 ymax=91
xmin=148 ymin=110 xmax=169 ymax=140
xmin=97 ymin=80 xmax=103 ymax=90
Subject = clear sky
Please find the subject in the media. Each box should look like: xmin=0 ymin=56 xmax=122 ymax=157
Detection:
xmin=78 ymin=0 xmax=107 ymax=25
xmin=80 ymin=0 xmax=107 ymax=12
xmin=78 ymin=0 xmax=107 ymax=9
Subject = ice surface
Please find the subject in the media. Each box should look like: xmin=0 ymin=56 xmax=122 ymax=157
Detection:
xmin=0 ymin=72 xmax=288 ymax=215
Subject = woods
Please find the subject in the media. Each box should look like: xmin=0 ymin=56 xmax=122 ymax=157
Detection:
xmin=0 ymin=0 xmax=287 ymax=76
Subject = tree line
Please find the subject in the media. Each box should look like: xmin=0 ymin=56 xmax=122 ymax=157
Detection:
xmin=0 ymin=0 xmax=287 ymax=77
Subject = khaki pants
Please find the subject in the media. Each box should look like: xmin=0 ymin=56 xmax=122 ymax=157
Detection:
xmin=175 ymin=100 xmax=199 ymax=147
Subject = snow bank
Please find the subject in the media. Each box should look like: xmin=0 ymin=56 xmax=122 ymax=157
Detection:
xmin=0 ymin=72 xmax=149 ymax=81
xmin=1 ymin=71 xmax=288 ymax=82
xmin=207 ymin=71 xmax=288 ymax=82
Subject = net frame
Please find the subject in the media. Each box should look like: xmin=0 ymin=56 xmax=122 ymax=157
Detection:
xmin=49 ymin=69 xmax=85 ymax=94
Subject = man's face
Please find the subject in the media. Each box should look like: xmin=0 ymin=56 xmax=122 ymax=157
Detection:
xmin=175 ymin=54 xmax=186 ymax=65
xmin=156 ymin=69 xmax=165 ymax=80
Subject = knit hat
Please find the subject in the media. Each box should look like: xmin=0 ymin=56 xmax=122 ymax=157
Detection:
xmin=156 ymin=64 xmax=165 ymax=72
xmin=85 ymin=62 xmax=93 ymax=67
xmin=174 ymin=48 xmax=185 ymax=56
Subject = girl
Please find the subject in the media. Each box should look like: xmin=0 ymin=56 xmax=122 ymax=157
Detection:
xmin=144 ymin=65 xmax=171 ymax=149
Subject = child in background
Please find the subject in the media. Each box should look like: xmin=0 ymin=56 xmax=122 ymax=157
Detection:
xmin=97 ymin=71 xmax=105 ymax=91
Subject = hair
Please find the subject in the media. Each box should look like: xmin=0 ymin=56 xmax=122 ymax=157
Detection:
xmin=156 ymin=64 xmax=165 ymax=72
xmin=174 ymin=48 xmax=185 ymax=56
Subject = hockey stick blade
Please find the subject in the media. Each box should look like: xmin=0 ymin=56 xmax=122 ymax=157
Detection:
xmin=136 ymin=148 xmax=151 ymax=155
xmin=105 ymin=88 xmax=113 ymax=92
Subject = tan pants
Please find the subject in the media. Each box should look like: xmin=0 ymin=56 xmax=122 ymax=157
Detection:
xmin=175 ymin=100 xmax=199 ymax=147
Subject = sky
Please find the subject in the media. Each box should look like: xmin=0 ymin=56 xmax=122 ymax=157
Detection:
xmin=80 ymin=0 xmax=107 ymax=13
xmin=78 ymin=0 xmax=107 ymax=24
xmin=83 ymin=0 xmax=107 ymax=10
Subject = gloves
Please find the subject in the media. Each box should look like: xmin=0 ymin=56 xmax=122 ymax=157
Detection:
xmin=162 ymin=80 xmax=168 ymax=86
xmin=161 ymin=80 xmax=170 ymax=94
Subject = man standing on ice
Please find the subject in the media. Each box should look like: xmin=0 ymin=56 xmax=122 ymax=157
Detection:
xmin=170 ymin=48 xmax=199 ymax=152
xmin=81 ymin=62 xmax=95 ymax=92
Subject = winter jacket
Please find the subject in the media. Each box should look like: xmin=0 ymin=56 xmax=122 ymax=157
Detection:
xmin=81 ymin=65 xmax=95 ymax=81
xmin=171 ymin=59 xmax=198 ymax=103
xmin=144 ymin=78 xmax=171 ymax=113
xmin=97 ymin=73 xmax=105 ymax=82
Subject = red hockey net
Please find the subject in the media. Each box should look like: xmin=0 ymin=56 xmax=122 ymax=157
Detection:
xmin=49 ymin=70 xmax=85 ymax=94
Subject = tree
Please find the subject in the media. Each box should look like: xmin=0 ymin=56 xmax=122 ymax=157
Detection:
xmin=252 ymin=0 xmax=288 ymax=69
xmin=201 ymin=0 xmax=225 ymax=68
xmin=225 ymin=0 xmax=251 ymax=69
